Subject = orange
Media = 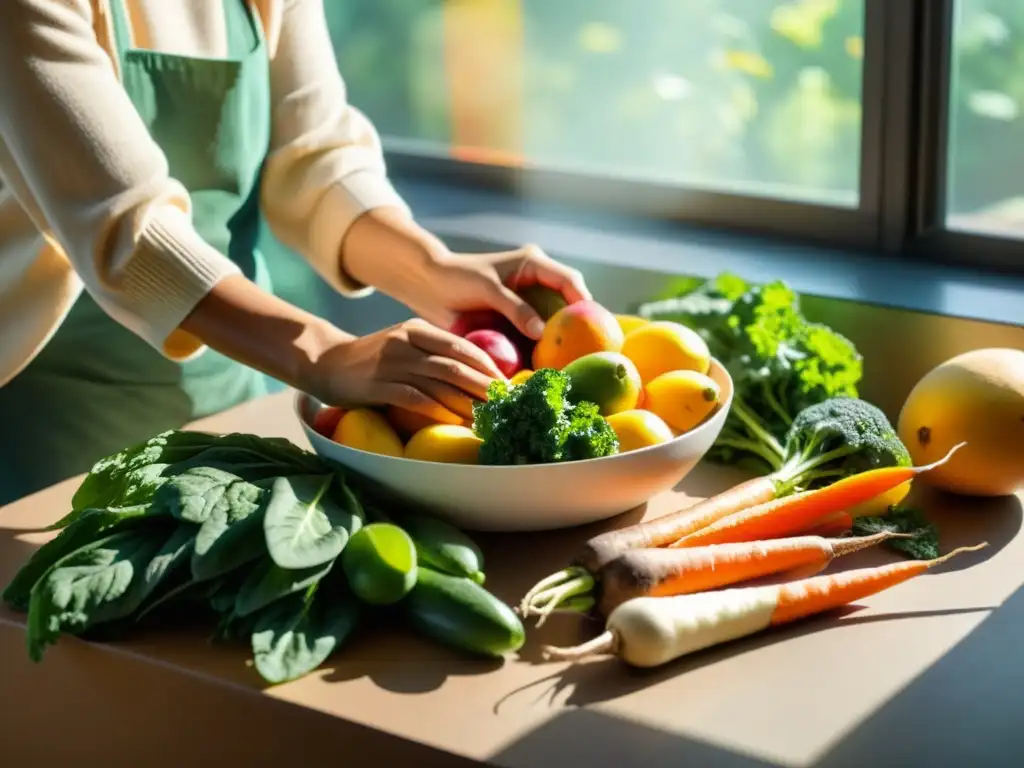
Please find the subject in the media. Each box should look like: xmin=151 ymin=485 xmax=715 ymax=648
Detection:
xmin=404 ymin=424 xmax=482 ymax=464
xmin=386 ymin=405 xmax=443 ymax=439
xmin=333 ymin=409 xmax=404 ymax=457
xmin=605 ymin=410 xmax=675 ymax=452
xmin=615 ymin=314 xmax=649 ymax=336
xmin=621 ymin=320 xmax=711 ymax=383
xmin=644 ymin=370 xmax=721 ymax=434
xmin=532 ymin=300 xmax=624 ymax=371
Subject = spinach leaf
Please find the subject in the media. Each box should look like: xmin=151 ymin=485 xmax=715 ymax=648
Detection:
xmin=190 ymin=499 xmax=268 ymax=582
xmin=3 ymin=507 xmax=151 ymax=612
xmin=234 ymin=557 xmax=334 ymax=618
xmin=155 ymin=466 xmax=264 ymax=525
xmin=250 ymin=587 xmax=360 ymax=685
xmin=119 ymin=524 xmax=197 ymax=614
xmin=26 ymin=526 xmax=170 ymax=661
xmin=209 ymin=433 xmax=329 ymax=474
xmin=71 ymin=431 xmax=222 ymax=513
xmin=263 ymin=475 xmax=361 ymax=570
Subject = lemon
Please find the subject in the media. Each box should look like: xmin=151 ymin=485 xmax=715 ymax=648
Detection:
xmin=341 ymin=523 xmax=418 ymax=606
xmin=509 ymin=369 xmax=534 ymax=387
xmin=621 ymin=321 xmax=711 ymax=383
xmin=645 ymin=369 xmax=721 ymax=434
xmin=605 ymin=410 xmax=675 ymax=452
xmin=333 ymin=409 xmax=404 ymax=457
xmin=404 ymin=424 xmax=482 ymax=464
xmin=615 ymin=314 xmax=649 ymax=336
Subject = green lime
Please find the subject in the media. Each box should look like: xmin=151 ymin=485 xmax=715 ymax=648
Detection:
xmin=341 ymin=523 xmax=418 ymax=606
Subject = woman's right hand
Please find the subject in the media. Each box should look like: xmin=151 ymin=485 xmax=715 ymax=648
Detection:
xmin=309 ymin=318 xmax=505 ymax=424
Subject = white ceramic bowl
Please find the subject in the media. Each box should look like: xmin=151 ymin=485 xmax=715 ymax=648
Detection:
xmin=294 ymin=359 xmax=733 ymax=532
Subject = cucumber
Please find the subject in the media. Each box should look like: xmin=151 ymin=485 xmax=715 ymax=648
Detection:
xmin=403 ymin=567 xmax=524 ymax=657
xmin=386 ymin=511 xmax=486 ymax=585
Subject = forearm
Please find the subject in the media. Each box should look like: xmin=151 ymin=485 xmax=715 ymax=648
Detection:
xmin=179 ymin=275 xmax=348 ymax=394
xmin=340 ymin=207 xmax=446 ymax=301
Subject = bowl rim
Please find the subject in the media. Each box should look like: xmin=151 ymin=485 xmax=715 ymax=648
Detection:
xmin=294 ymin=358 xmax=734 ymax=470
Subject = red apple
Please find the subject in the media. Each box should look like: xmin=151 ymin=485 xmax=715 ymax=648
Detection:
xmin=449 ymin=310 xmax=507 ymax=338
xmin=311 ymin=406 xmax=345 ymax=438
xmin=464 ymin=329 xmax=522 ymax=378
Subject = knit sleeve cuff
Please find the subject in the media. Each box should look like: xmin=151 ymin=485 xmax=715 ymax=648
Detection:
xmin=108 ymin=207 xmax=242 ymax=361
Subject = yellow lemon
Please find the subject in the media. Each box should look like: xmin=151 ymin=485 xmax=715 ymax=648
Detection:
xmin=605 ymin=410 xmax=675 ymax=452
xmin=334 ymin=409 xmax=404 ymax=457
xmin=509 ymin=369 xmax=534 ymax=387
xmin=644 ymin=370 xmax=721 ymax=434
xmin=621 ymin=321 xmax=711 ymax=383
xmin=404 ymin=424 xmax=483 ymax=464
xmin=615 ymin=314 xmax=649 ymax=336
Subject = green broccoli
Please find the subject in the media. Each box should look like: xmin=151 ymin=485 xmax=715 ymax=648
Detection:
xmin=775 ymin=397 xmax=912 ymax=494
xmin=472 ymin=369 xmax=619 ymax=465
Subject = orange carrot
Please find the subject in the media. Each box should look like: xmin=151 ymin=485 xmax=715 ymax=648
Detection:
xmin=577 ymin=531 xmax=910 ymax=619
xmin=541 ymin=543 xmax=986 ymax=667
xmin=671 ymin=445 xmax=962 ymax=549
xmin=577 ymin=475 xmax=778 ymax=572
xmin=801 ymin=510 xmax=854 ymax=538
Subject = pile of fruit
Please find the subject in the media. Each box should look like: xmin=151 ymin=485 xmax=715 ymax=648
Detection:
xmin=310 ymin=285 xmax=724 ymax=465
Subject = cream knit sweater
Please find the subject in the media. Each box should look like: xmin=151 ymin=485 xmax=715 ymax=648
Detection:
xmin=0 ymin=0 xmax=410 ymax=386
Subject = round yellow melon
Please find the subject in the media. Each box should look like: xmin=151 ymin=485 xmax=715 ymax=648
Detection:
xmin=897 ymin=347 xmax=1024 ymax=497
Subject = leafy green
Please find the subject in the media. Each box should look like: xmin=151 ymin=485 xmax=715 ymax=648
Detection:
xmin=190 ymin=495 xmax=267 ymax=582
xmin=852 ymin=507 xmax=940 ymax=560
xmin=26 ymin=525 xmax=172 ymax=661
xmin=156 ymin=466 xmax=264 ymax=525
xmin=250 ymin=587 xmax=361 ymax=685
xmin=472 ymin=368 xmax=619 ymax=465
xmin=3 ymin=507 xmax=151 ymax=612
xmin=263 ymin=475 xmax=362 ymax=570
xmin=637 ymin=273 xmax=863 ymax=475
xmin=234 ymin=558 xmax=335 ymax=618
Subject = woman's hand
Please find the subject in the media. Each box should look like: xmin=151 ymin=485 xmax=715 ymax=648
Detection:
xmin=309 ymin=318 xmax=505 ymax=424
xmin=341 ymin=208 xmax=592 ymax=340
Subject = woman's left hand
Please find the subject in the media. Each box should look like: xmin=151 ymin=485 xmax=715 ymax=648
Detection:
xmin=341 ymin=208 xmax=592 ymax=341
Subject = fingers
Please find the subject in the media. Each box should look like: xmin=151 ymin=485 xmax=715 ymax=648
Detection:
xmin=411 ymin=355 xmax=493 ymax=401
xmin=404 ymin=319 xmax=505 ymax=380
xmin=509 ymin=244 xmax=592 ymax=304
xmin=408 ymin=376 xmax=477 ymax=421
xmin=486 ymin=283 xmax=547 ymax=340
xmin=378 ymin=383 xmax=465 ymax=425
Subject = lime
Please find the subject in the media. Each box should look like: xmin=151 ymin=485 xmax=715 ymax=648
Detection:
xmin=341 ymin=523 xmax=418 ymax=606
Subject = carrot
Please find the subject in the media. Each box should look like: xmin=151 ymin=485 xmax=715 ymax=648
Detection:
xmin=577 ymin=475 xmax=778 ymax=573
xmin=518 ymin=475 xmax=777 ymax=620
xmin=671 ymin=444 xmax=963 ymax=550
xmin=801 ymin=511 xmax=853 ymax=538
xmin=541 ymin=543 xmax=986 ymax=667
xmin=525 ymin=531 xmax=911 ymax=624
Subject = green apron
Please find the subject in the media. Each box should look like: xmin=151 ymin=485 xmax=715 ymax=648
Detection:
xmin=0 ymin=0 xmax=273 ymax=505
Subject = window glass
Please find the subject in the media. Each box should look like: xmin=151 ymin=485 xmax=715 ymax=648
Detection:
xmin=327 ymin=0 xmax=866 ymax=206
xmin=947 ymin=0 xmax=1024 ymax=236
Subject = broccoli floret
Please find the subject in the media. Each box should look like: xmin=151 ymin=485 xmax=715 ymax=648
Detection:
xmin=776 ymin=397 xmax=911 ymax=493
xmin=472 ymin=369 xmax=618 ymax=465
xmin=562 ymin=401 xmax=619 ymax=461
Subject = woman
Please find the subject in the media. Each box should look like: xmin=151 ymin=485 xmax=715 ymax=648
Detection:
xmin=0 ymin=0 xmax=589 ymax=504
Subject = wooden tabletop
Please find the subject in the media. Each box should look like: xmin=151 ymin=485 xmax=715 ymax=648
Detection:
xmin=2 ymin=391 xmax=1022 ymax=767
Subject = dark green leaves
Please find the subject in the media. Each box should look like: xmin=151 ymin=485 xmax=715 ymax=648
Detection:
xmin=250 ymin=588 xmax=360 ymax=685
xmin=234 ymin=558 xmax=335 ymax=618
xmin=191 ymin=494 xmax=267 ymax=582
xmin=852 ymin=507 xmax=940 ymax=560
xmin=26 ymin=526 xmax=170 ymax=661
xmin=158 ymin=466 xmax=264 ymax=525
xmin=263 ymin=475 xmax=362 ymax=570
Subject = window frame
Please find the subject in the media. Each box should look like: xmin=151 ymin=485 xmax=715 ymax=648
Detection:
xmin=378 ymin=0 xmax=1023 ymax=277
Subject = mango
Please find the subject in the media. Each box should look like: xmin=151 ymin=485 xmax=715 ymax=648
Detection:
xmin=404 ymin=424 xmax=483 ymax=464
xmin=532 ymin=300 xmax=624 ymax=371
xmin=898 ymin=347 xmax=1024 ymax=497
xmin=333 ymin=409 xmax=404 ymax=457
xmin=644 ymin=369 xmax=721 ymax=434
xmin=562 ymin=352 xmax=642 ymax=415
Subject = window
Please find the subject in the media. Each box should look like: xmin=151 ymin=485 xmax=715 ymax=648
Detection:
xmin=946 ymin=0 xmax=1024 ymax=239
xmin=323 ymin=0 xmax=1022 ymax=274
